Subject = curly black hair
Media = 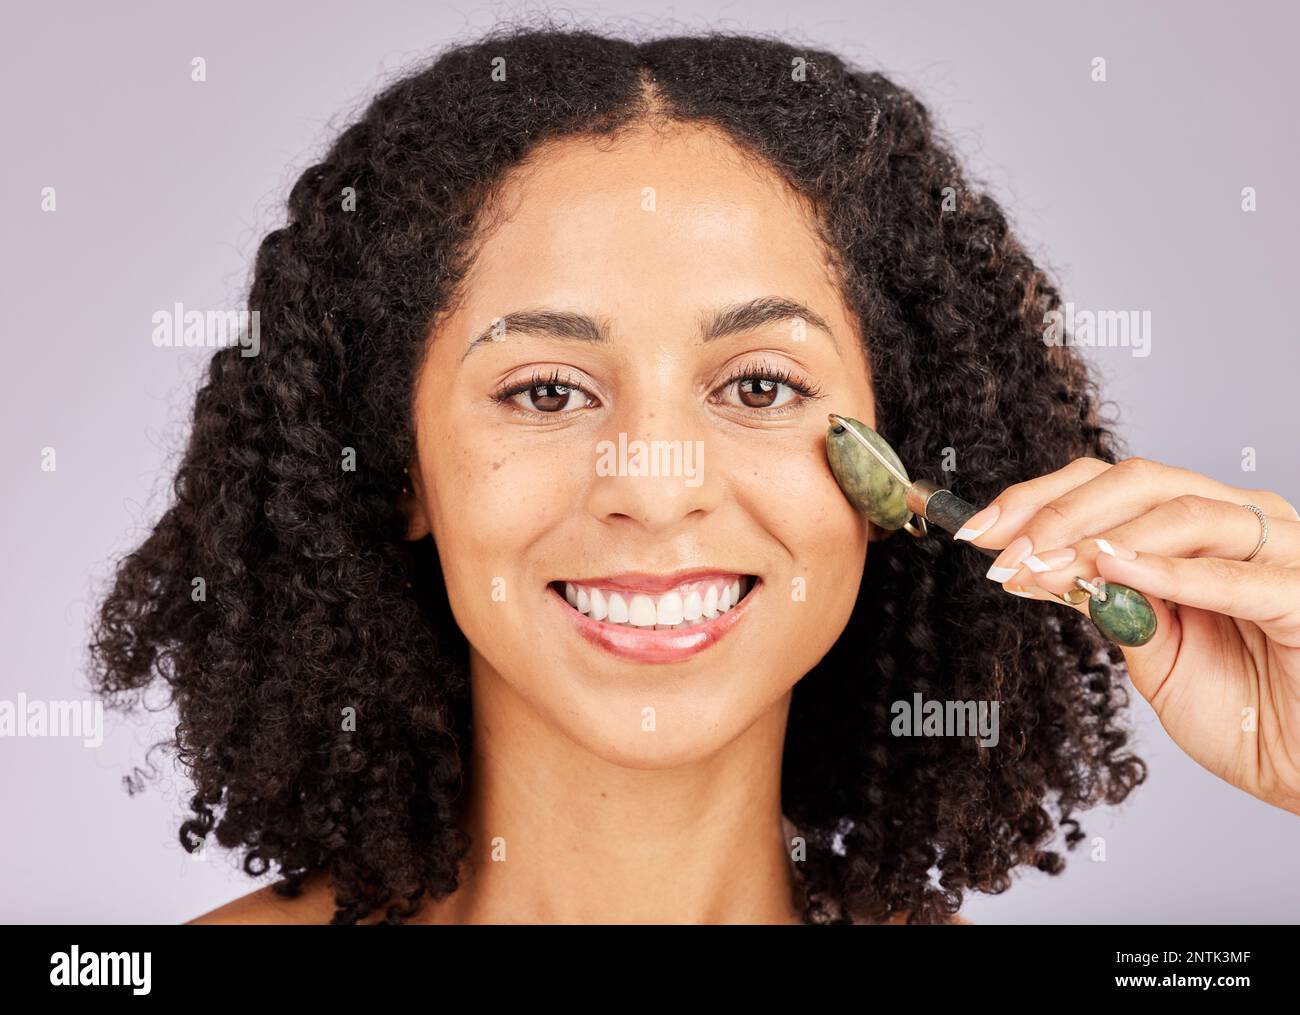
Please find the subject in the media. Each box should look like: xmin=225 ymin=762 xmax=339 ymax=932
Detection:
xmin=89 ymin=19 xmax=1146 ymax=925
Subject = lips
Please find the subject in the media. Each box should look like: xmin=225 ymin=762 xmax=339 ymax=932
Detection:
xmin=560 ymin=574 xmax=750 ymax=629
xmin=548 ymin=570 xmax=759 ymax=663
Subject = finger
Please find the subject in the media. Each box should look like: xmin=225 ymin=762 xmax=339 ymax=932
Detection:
xmin=1094 ymin=550 xmax=1300 ymax=646
xmin=1097 ymin=498 xmax=1300 ymax=567
xmin=978 ymin=457 xmax=1297 ymax=583
xmin=1011 ymin=497 xmax=1300 ymax=597
xmin=955 ymin=457 xmax=1110 ymax=548
xmin=956 ymin=457 xmax=1125 ymax=550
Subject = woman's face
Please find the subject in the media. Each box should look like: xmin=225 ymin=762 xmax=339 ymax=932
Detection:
xmin=407 ymin=123 xmax=876 ymax=767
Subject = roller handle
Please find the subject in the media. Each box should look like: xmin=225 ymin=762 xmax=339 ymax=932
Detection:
xmin=912 ymin=485 xmax=1000 ymax=559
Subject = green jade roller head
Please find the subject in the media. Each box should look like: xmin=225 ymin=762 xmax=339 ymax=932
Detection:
xmin=825 ymin=413 xmax=1157 ymax=648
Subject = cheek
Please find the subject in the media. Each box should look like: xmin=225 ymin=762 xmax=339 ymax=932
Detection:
xmin=721 ymin=429 xmax=868 ymax=599
xmin=726 ymin=429 xmax=867 ymax=545
xmin=423 ymin=425 xmax=586 ymax=589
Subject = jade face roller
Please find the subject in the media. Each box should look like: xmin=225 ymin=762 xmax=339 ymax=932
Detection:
xmin=825 ymin=414 xmax=1157 ymax=648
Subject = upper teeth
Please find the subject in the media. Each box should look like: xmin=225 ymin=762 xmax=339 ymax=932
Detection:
xmin=562 ymin=577 xmax=750 ymax=629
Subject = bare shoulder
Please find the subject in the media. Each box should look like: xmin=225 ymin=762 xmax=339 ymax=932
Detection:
xmin=891 ymin=911 xmax=972 ymax=925
xmin=861 ymin=910 xmax=972 ymax=925
xmin=186 ymin=872 xmax=336 ymax=925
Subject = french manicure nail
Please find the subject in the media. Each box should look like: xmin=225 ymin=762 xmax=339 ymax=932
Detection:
xmin=955 ymin=503 xmax=1001 ymax=541
xmin=1095 ymin=538 xmax=1137 ymax=560
xmin=1025 ymin=546 xmax=1077 ymax=572
xmin=987 ymin=535 xmax=1031 ymax=582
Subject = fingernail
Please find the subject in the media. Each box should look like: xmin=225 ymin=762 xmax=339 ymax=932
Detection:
xmin=1024 ymin=546 xmax=1076 ymax=572
xmin=987 ymin=535 xmax=1032 ymax=582
xmin=1005 ymin=587 xmax=1040 ymax=598
xmin=955 ymin=503 xmax=1001 ymax=541
xmin=1095 ymin=538 xmax=1137 ymax=560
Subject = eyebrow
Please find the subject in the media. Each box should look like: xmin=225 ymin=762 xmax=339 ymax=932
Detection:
xmin=461 ymin=296 xmax=837 ymax=360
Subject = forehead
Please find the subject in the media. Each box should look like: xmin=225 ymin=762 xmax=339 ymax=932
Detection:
xmin=457 ymin=123 xmax=846 ymax=318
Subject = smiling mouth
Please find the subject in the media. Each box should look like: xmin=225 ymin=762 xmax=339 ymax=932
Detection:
xmin=550 ymin=574 xmax=756 ymax=630
xmin=546 ymin=571 xmax=760 ymax=663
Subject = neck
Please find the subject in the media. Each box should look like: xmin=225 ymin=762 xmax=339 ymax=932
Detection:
xmin=425 ymin=648 xmax=803 ymax=924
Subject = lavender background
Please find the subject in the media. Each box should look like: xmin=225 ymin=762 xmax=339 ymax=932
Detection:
xmin=2 ymin=0 xmax=1297 ymax=922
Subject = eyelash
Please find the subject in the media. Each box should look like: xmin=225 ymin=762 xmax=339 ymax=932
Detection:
xmin=489 ymin=362 xmax=823 ymax=417
xmin=711 ymin=360 xmax=823 ymax=413
xmin=491 ymin=369 xmax=592 ymax=415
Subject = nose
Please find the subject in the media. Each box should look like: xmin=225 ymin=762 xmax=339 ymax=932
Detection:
xmin=584 ymin=408 xmax=724 ymax=533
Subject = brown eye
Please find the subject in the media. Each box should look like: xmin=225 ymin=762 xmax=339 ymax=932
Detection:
xmin=500 ymin=376 xmax=596 ymax=416
xmin=529 ymin=382 xmax=573 ymax=412
xmin=737 ymin=378 xmax=779 ymax=408
xmin=712 ymin=368 xmax=812 ymax=412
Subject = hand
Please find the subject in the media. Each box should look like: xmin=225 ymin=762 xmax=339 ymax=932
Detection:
xmin=955 ymin=456 xmax=1300 ymax=816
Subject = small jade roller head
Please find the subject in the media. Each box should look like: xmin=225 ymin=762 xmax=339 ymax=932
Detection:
xmin=825 ymin=414 xmax=913 ymax=530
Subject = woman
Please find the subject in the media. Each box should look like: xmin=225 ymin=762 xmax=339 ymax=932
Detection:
xmin=91 ymin=25 xmax=1300 ymax=925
